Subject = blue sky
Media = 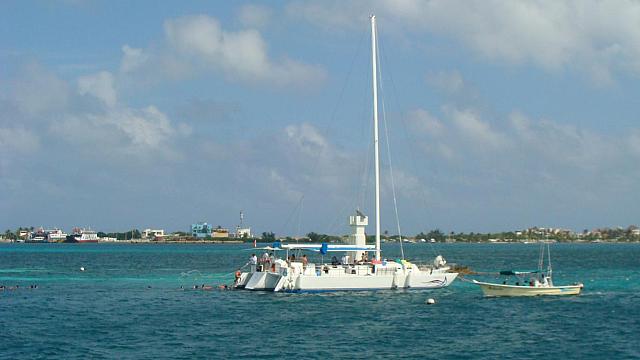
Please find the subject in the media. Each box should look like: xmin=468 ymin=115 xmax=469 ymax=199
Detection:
xmin=2 ymin=1 xmax=640 ymax=235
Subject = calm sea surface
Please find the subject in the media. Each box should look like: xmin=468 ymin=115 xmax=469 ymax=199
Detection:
xmin=1 ymin=243 xmax=638 ymax=359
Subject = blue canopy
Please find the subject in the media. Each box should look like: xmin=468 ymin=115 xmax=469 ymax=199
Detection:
xmin=499 ymin=270 xmax=540 ymax=276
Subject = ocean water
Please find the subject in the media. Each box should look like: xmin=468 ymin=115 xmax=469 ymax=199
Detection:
xmin=0 ymin=242 xmax=638 ymax=359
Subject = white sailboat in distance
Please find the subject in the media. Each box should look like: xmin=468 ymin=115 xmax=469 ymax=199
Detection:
xmin=235 ymin=15 xmax=458 ymax=292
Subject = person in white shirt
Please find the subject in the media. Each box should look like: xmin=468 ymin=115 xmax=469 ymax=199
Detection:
xmin=250 ymin=254 xmax=258 ymax=272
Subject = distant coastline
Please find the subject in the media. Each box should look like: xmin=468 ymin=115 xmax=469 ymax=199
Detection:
xmin=3 ymin=225 xmax=640 ymax=244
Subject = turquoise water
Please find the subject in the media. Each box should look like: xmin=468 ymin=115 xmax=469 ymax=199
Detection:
xmin=1 ymin=243 xmax=638 ymax=359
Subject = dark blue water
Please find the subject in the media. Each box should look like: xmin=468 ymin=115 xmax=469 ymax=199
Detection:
xmin=1 ymin=243 xmax=638 ymax=359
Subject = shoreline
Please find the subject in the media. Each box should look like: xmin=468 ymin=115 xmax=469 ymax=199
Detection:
xmin=1 ymin=240 xmax=639 ymax=244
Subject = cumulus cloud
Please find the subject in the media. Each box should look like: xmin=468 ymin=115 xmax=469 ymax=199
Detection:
xmin=288 ymin=0 xmax=640 ymax=83
xmin=407 ymin=108 xmax=444 ymax=137
xmin=101 ymin=106 xmax=174 ymax=148
xmin=284 ymin=122 xmax=329 ymax=155
xmin=426 ymin=70 xmax=464 ymax=94
xmin=77 ymin=71 xmax=117 ymax=107
xmin=51 ymin=105 xmax=180 ymax=163
xmin=406 ymin=104 xmax=638 ymax=180
xmin=162 ymin=14 xmax=326 ymax=85
xmin=120 ymin=45 xmax=149 ymax=73
xmin=448 ymin=107 xmax=509 ymax=149
xmin=0 ymin=127 xmax=39 ymax=152
xmin=11 ymin=62 xmax=70 ymax=117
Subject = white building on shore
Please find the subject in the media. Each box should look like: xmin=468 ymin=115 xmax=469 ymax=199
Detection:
xmin=142 ymin=229 xmax=165 ymax=239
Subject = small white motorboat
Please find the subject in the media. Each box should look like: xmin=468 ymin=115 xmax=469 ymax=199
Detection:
xmin=472 ymin=242 xmax=583 ymax=297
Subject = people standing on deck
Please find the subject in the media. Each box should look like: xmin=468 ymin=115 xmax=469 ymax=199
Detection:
xmin=360 ymin=252 xmax=368 ymax=263
xmin=301 ymin=254 xmax=308 ymax=268
xmin=250 ymin=254 xmax=258 ymax=272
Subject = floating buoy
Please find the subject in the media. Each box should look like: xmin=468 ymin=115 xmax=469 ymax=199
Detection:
xmin=80 ymin=267 xmax=85 ymax=272
xmin=426 ymin=298 xmax=436 ymax=305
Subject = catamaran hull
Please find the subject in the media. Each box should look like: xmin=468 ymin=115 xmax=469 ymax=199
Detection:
xmin=243 ymin=272 xmax=282 ymax=291
xmin=473 ymin=281 xmax=583 ymax=297
xmin=281 ymin=272 xmax=457 ymax=292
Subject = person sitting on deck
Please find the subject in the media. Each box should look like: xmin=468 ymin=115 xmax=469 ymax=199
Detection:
xmin=261 ymin=252 xmax=270 ymax=264
xmin=331 ymin=256 xmax=339 ymax=266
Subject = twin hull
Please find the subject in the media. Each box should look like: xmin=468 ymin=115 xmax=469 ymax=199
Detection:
xmin=239 ymin=268 xmax=457 ymax=292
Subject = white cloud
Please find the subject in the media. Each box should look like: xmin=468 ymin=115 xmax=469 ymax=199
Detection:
xmin=407 ymin=108 xmax=444 ymax=136
xmin=289 ymin=0 xmax=640 ymax=83
xmin=77 ymin=71 xmax=117 ymax=107
xmin=237 ymin=4 xmax=272 ymax=28
xmin=163 ymin=14 xmax=326 ymax=85
xmin=106 ymin=106 xmax=174 ymax=148
xmin=627 ymin=130 xmax=640 ymax=157
xmin=0 ymin=127 xmax=40 ymax=175
xmin=11 ymin=62 xmax=69 ymax=117
xmin=285 ymin=122 xmax=329 ymax=154
xmin=0 ymin=127 xmax=39 ymax=154
xmin=120 ymin=45 xmax=149 ymax=73
xmin=54 ymin=105 xmax=176 ymax=153
xmin=448 ymin=107 xmax=509 ymax=149
xmin=386 ymin=168 xmax=423 ymax=200
xmin=509 ymin=111 xmax=616 ymax=171
xmin=426 ymin=70 xmax=464 ymax=93
xmin=267 ymin=168 xmax=304 ymax=202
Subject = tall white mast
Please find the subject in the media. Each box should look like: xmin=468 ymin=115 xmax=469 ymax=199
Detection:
xmin=370 ymin=14 xmax=381 ymax=261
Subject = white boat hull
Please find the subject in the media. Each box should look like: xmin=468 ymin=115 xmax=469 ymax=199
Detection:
xmin=237 ymin=265 xmax=457 ymax=292
xmin=473 ymin=280 xmax=583 ymax=297
xmin=287 ymin=272 xmax=457 ymax=292
xmin=244 ymin=272 xmax=282 ymax=290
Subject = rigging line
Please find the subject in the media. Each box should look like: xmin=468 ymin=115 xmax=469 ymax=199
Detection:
xmin=357 ymin=48 xmax=375 ymax=213
xmin=279 ymin=195 xmax=304 ymax=236
xmin=547 ymin=241 xmax=552 ymax=273
xmin=378 ymin=31 xmax=439 ymax=258
xmin=326 ymin=28 xmax=374 ymax=235
xmin=296 ymin=196 xmax=304 ymax=241
xmin=328 ymin=27 xmax=369 ymax=130
xmin=315 ymin=26 xmax=369 ymax=236
xmin=352 ymin=33 xmax=375 ymax=224
xmin=358 ymin=124 xmax=374 ymax=211
xmin=376 ymin=25 xmax=404 ymax=260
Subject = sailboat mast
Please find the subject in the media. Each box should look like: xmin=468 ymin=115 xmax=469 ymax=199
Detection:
xmin=370 ymin=14 xmax=381 ymax=261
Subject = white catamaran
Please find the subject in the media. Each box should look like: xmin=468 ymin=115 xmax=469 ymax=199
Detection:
xmin=472 ymin=241 xmax=583 ymax=297
xmin=235 ymin=15 xmax=458 ymax=293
